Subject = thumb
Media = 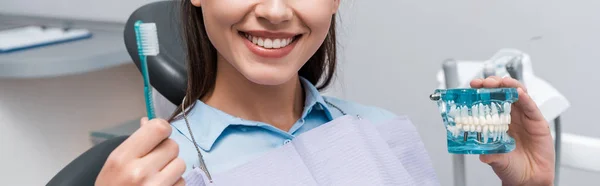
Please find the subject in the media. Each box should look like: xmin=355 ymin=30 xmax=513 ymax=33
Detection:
xmin=480 ymin=154 xmax=510 ymax=172
xmin=514 ymin=88 xmax=545 ymax=121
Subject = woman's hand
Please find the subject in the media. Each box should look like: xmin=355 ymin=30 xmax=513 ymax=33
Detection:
xmin=96 ymin=117 xmax=186 ymax=186
xmin=470 ymin=76 xmax=555 ymax=186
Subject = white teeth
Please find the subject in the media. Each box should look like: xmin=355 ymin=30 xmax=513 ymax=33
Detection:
xmin=264 ymin=39 xmax=273 ymax=48
xmin=244 ymin=33 xmax=295 ymax=49
xmin=472 ymin=105 xmax=479 ymax=125
xmin=273 ymin=39 xmax=281 ymax=48
xmin=503 ymin=102 xmax=511 ymax=113
xmin=483 ymin=125 xmax=489 ymax=144
xmin=252 ymin=36 xmax=258 ymax=44
xmin=448 ymin=103 xmax=514 ymax=142
xmin=258 ymin=38 xmax=264 ymax=46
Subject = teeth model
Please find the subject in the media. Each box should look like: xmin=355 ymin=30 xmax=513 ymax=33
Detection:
xmin=431 ymin=87 xmax=518 ymax=154
xmin=446 ymin=102 xmax=512 ymax=143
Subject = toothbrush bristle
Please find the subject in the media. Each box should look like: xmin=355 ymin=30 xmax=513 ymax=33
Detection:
xmin=138 ymin=23 xmax=159 ymax=56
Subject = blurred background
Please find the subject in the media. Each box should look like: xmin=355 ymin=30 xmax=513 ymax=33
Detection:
xmin=0 ymin=0 xmax=598 ymax=185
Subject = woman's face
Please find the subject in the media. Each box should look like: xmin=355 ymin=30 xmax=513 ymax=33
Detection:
xmin=192 ymin=0 xmax=340 ymax=85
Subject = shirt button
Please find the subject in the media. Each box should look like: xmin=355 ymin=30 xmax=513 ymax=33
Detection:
xmin=283 ymin=139 xmax=292 ymax=144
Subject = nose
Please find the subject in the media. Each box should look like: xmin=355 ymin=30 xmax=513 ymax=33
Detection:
xmin=254 ymin=0 xmax=293 ymax=25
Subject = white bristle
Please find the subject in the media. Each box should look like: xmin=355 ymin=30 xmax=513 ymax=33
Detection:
xmin=138 ymin=23 xmax=159 ymax=56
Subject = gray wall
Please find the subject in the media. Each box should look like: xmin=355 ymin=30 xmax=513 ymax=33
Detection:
xmin=1 ymin=0 xmax=598 ymax=185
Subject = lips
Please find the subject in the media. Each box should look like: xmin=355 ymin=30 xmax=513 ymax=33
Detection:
xmin=239 ymin=31 xmax=301 ymax=58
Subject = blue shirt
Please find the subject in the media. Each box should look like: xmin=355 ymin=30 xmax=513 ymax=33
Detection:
xmin=169 ymin=77 xmax=398 ymax=176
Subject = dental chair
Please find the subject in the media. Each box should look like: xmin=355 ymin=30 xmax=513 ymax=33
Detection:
xmin=46 ymin=1 xmax=185 ymax=185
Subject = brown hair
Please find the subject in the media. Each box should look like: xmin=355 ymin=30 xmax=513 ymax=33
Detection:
xmin=169 ymin=1 xmax=338 ymax=121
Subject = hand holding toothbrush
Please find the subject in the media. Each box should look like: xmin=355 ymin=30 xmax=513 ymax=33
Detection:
xmin=96 ymin=117 xmax=186 ymax=186
xmin=471 ymin=76 xmax=555 ymax=186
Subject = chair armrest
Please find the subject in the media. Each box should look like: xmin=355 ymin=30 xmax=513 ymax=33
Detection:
xmin=46 ymin=136 xmax=129 ymax=186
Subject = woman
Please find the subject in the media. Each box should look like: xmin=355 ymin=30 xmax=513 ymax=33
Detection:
xmin=97 ymin=0 xmax=555 ymax=185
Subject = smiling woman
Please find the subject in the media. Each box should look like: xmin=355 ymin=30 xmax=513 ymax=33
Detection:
xmin=95 ymin=0 xmax=555 ymax=185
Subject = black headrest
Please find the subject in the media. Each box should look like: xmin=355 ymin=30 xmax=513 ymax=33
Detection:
xmin=124 ymin=0 xmax=187 ymax=105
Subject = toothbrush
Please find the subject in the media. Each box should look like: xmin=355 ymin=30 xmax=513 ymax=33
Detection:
xmin=134 ymin=21 xmax=159 ymax=119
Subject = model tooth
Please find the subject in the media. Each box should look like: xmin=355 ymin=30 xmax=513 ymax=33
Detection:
xmin=483 ymin=131 xmax=489 ymax=143
xmin=504 ymin=102 xmax=511 ymax=114
xmin=482 ymin=125 xmax=489 ymax=143
xmin=462 ymin=106 xmax=469 ymax=124
xmin=472 ymin=105 xmax=479 ymax=125
xmin=498 ymin=132 xmax=504 ymax=141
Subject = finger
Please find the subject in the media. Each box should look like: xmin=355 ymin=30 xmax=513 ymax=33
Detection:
xmin=479 ymin=154 xmax=509 ymax=172
xmin=470 ymin=78 xmax=484 ymax=88
xmin=140 ymin=117 xmax=149 ymax=126
xmin=174 ymin=178 xmax=186 ymax=186
xmin=500 ymin=77 xmax=528 ymax=92
xmin=114 ymin=118 xmax=172 ymax=159
xmin=514 ymin=88 xmax=545 ymax=121
xmin=139 ymin=139 xmax=179 ymax=171
xmin=482 ymin=76 xmax=503 ymax=88
xmin=148 ymin=158 xmax=187 ymax=186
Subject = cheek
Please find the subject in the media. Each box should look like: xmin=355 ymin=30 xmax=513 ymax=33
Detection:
xmin=292 ymin=0 xmax=335 ymax=34
xmin=201 ymin=0 xmax=256 ymax=61
xmin=292 ymin=1 xmax=334 ymax=52
xmin=203 ymin=0 xmax=254 ymax=24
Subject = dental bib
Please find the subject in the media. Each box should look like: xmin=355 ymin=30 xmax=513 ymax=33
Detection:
xmin=430 ymin=88 xmax=518 ymax=154
xmin=183 ymin=115 xmax=439 ymax=186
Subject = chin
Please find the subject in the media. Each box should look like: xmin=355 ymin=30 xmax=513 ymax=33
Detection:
xmin=240 ymin=67 xmax=298 ymax=86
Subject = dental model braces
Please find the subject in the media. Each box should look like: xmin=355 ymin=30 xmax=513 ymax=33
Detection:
xmin=430 ymin=88 xmax=518 ymax=154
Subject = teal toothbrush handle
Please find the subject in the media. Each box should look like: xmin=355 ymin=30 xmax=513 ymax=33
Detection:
xmin=139 ymin=55 xmax=156 ymax=119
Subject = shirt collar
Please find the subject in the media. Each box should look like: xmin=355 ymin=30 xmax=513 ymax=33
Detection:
xmin=299 ymin=76 xmax=335 ymax=120
xmin=171 ymin=76 xmax=335 ymax=151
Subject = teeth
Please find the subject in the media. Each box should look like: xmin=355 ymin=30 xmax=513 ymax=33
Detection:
xmin=258 ymin=37 xmax=264 ymax=46
xmin=472 ymin=105 xmax=479 ymax=125
xmin=273 ymin=39 xmax=281 ymax=48
xmin=483 ymin=125 xmax=489 ymax=144
xmin=503 ymin=102 xmax=511 ymax=113
xmin=244 ymin=34 xmax=294 ymax=49
xmin=264 ymin=39 xmax=273 ymax=48
xmin=448 ymin=102 xmax=513 ymax=142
